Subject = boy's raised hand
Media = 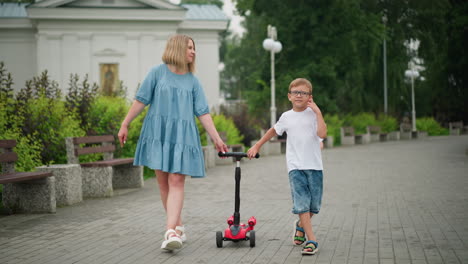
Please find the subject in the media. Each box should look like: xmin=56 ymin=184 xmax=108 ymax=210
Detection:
xmin=307 ymin=96 xmax=322 ymax=114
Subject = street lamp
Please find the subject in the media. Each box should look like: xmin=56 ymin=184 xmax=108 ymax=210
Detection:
xmin=262 ymin=25 xmax=282 ymax=128
xmin=405 ymin=61 xmax=419 ymax=132
xmin=382 ymin=13 xmax=388 ymax=114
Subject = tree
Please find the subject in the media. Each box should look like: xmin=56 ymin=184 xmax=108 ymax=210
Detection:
xmin=222 ymin=0 xmax=466 ymax=127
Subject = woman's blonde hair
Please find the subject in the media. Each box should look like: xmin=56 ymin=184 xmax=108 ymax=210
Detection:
xmin=289 ymin=78 xmax=313 ymax=93
xmin=162 ymin=34 xmax=196 ymax=73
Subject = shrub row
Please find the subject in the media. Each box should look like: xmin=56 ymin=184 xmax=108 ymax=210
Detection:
xmin=0 ymin=63 xmax=244 ymax=176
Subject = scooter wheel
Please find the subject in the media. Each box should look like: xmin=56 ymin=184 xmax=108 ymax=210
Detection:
xmin=216 ymin=231 xmax=223 ymax=248
xmin=249 ymin=230 xmax=256 ymax=247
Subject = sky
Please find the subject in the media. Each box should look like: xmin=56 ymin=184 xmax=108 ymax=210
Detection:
xmin=222 ymin=0 xmax=245 ymax=37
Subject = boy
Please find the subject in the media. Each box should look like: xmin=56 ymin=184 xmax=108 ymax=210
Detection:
xmin=247 ymin=78 xmax=326 ymax=255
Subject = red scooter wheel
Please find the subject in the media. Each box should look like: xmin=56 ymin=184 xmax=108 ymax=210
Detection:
xmin=216 ymin=231 xmax=223 ymax=248
xmin=249 ymin=230 xmax=255 ymax=247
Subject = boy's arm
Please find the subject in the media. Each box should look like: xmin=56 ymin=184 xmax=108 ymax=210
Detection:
xmin=247 ymin=127 xmax=278 ymax=158
xmin=315 ymin=109 xmax=327 ymax=139
xmin=308 ymin=98 xmax=327 ymax=139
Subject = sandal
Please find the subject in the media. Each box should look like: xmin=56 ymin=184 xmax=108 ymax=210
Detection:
xmin=161 ymin=229 xmax=182 ymax=251
xmin=292 ymin=219 xmax=306 ymax=245
xmin=302 ymin=240 xmax=318 ymax=255
xmin=176 ymin=225 xmax=187 ymax=242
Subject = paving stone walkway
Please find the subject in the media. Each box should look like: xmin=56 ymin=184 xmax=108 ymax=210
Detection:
xmin=0 ymin=135 xmax=467 ymax=264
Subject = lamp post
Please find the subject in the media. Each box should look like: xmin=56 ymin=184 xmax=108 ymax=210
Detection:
xmin=405 ymin=61 xmax=419 ymax=132
xmin=262 ymin=25 xmax=282 ymax=128
xmin=382 ymin=14 xmax=388 ymax=114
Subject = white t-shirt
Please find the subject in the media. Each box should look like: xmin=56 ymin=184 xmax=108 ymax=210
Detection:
xmin=274 ymin=107 xmax=323 ymax=172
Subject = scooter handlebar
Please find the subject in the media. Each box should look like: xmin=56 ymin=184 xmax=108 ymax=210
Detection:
xmin=218 ymin=151 xmax=260 ymax=159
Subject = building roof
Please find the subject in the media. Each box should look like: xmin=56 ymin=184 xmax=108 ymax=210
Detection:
xmin=182 ymin=4 xmax=228 ymax=21
xmin=0 ymin=3 xmax=28 ymax=18
xmin=0 ymin=2 xmax=228 ymax=21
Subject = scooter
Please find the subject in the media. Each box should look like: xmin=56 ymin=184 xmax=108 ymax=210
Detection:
xmin=216 ymin=151 xmax=259 ymax=248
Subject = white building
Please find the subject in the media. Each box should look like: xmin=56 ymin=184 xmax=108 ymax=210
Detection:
xmin=0 ymin=0 xmax=228 ymax=108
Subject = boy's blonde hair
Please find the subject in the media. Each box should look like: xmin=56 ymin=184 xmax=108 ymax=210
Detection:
xmin=289 ymin=78 xmax=313 ymax=93
xmin=162 ymin=34 xmax=196 ymax=73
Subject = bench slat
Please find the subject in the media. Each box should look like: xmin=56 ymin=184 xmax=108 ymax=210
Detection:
xmin=75 ymin=145 xmax=116 ymax=156
xmin=80 ymin=158 xmax=134 ymax=167
xmin=0 ymin=152 xmax=18 ymax=162
xmin=0 ymin=140 xmax=16 ymax=148
xmin=73 ymin=135 xmax=115 ymax=144
xmin=0 ymin=152 xmax=18 ymax=163
xmin=0 ymin=171 xmax=53 ymax=184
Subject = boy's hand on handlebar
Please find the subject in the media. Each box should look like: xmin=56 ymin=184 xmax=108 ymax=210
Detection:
xmin=247 ymin=146 xmax=259 ymax=159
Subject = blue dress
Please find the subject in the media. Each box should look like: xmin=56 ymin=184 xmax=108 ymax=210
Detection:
xmin=133 ymin=64 xmax=209 ymax=178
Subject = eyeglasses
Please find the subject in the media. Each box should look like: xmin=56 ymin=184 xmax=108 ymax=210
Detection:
xmin=289 ymin=91 xmax=311 ymax=97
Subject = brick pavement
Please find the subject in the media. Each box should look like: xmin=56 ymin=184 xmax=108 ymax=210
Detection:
xmin=0 ymin=135 xmax=467 ymax=264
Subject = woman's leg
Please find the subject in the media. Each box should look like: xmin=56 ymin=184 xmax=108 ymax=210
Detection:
xmin=156 ymin=170 xmax=184 ymax=228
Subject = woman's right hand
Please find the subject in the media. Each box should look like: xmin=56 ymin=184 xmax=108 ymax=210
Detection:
xmin=118 ymin=125 xmax=128 ymax=147
xmin=214 ymin=139 xmax=229 ymax=154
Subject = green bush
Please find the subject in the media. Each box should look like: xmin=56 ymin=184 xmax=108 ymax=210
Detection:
xmin=344 ymin=112 xmax=377 ymax=134
xmin=377 ymin=115 xmax=398 ymax=133
xmin=80 ymin=96 xmax=129 ymax=162
xmin=24 ymin=96 xmax=85 ymax=164
xmin=65 ymin=74 xmax=99 ymax=132
xmin=416 ymin=117 xmax=449 ymax=136
xmin=1 ymin=62 xmax=44 ymax=172
xmin=0 ymin=126 xmax=43 ymax=172
xmin=213 ymin=114 xmax=244 ymax=145
xmin=324 ymin=114 xmax=344 ymax=146
xmin=219 ymin=102 xmax=261 ymax=147
xmin=88 ymin=96 xmax=129 ymax=136
xmin=196 ymin=114 xmax=243 ymax=147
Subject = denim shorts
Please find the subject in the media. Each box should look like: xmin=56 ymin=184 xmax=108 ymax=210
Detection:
xmin=288 ymin=169 xmax=323 ymax=215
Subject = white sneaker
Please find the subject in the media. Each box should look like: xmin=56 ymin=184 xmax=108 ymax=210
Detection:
xmin=161 ymin=229 xmax=182 ymax=251
xmin=176 ymin=226 xmax=187 ymax=242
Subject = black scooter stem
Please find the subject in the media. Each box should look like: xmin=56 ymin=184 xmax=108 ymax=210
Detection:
xmin=218 ymin=151 xmax=259 ymax=225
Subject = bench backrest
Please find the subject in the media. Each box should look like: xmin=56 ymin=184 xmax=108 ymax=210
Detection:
xmin=0 ymin=140 xmax=17 ymax=174
xmin=66 ymin=135 xmax=116 ymax=164
xmin=449 ymin=121 xmax=463 ymax=129
xmin=367 ymin=126 xmax=381 ymax=134
xmin=340 ymin=127 xmax=355 ymax=137
xmin=400 ymin=123 xmax=412 ymax=132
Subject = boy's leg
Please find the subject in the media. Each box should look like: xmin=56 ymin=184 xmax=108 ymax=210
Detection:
xmin=299 ymin=212 xmax=316 ymax=242
xmin=289 ymin=170 xmax=310 ymax=245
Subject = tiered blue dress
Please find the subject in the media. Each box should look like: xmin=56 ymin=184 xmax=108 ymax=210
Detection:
xmin=133 ymin=64 xmax=209 ymax=178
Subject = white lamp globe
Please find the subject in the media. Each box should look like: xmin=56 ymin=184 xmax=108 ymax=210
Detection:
xmin=273 ymin=41 xmax=282 ymax=53
xmin=263 ymin=38 xmax=274 ymax=51
xmin=405 ymin=69 xmax=419 ymax=78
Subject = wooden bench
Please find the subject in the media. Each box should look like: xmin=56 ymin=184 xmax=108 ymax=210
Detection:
xmin=65 ymin=135 xmax=143 ymax=198
xmin=0 ymin=140 xmax=56 ymax=213
xmin=366 ymin=126 xmax=388 ymax=142
xmin=449 ymin=121 xmax=464 ymax=135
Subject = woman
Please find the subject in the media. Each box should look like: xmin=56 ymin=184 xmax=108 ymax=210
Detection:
xmin=118 ymin=34 xmax=228 ymax=251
